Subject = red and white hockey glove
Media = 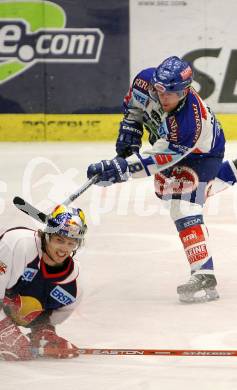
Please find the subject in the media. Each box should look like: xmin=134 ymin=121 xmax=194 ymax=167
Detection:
xmin=29 ymin=324 xmax=79 ymax=359
xmin=0 ymin=317 xmax=33 ymax=361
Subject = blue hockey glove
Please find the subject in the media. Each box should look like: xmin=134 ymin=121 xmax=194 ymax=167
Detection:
xmin=87 ymin=157 xmax=130 ymax=187
xmin=116 ymin=121 xmax=143 ymax=158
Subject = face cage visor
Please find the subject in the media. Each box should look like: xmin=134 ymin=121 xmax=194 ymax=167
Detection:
xmin=149 ymin=83 xmax=189 ymax=102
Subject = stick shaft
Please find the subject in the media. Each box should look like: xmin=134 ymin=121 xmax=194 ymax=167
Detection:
xmin=63 ymin=174 xmax=99 ymax=206
xmin=13 ymin=175 xmax=99 ymax=223
xmin=78 ymin=348 xmax=237 ymax=356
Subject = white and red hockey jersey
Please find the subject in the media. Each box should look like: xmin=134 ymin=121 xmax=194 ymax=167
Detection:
xmin=0 ymin=227 xmax=80 ymax=326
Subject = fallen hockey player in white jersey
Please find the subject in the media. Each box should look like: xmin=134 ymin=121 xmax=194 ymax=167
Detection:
xmin=0 ymin=205 xmax=87 ymax=360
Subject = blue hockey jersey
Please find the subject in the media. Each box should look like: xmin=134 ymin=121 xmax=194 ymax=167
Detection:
xmin=123 ymin=68 xmax=225 ymax=175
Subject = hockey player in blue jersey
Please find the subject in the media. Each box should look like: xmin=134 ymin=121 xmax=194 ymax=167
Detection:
xmin=87 ymin=55 xmax=235 ymax=304
xmin=0 ymin=205 xmax=87 ymax=360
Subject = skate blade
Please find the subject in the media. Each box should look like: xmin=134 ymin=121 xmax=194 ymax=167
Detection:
xmin=178 ymin=288 xmax=220 ymax=304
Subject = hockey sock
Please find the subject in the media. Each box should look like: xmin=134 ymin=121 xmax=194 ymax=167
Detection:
xmin=175 ymin=215 xmax=214 ymax=274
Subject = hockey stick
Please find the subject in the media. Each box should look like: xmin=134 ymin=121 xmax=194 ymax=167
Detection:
xmin=13 ymin=174 xmax=99 ymax=224
xmin=77 ymin=348 xmax=237 ymax=357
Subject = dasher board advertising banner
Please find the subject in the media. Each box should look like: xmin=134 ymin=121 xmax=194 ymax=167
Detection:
xmin=0 ymin=0 xmax=129 ymax=114
xmin=130 ymin=0 xmax=237 ymax=113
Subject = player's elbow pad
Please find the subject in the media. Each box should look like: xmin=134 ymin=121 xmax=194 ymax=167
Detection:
xmin=127 ymin=153 xmax=157 ymax=178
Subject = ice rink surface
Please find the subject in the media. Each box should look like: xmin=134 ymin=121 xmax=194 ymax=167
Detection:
xmin=1 ymin=141 xmax=237 ymax=390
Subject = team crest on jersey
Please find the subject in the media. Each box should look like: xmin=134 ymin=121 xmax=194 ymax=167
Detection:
xmin=154 ymin=166 xmax=199 ymax=196
xmin=0 ymin=261 xmax=7 ymax=275
xmin=22 ymin=267 xmax=38 ymax=282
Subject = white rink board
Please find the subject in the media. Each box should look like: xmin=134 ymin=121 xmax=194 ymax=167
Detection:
xmin=1 ymin=141 xmax=237 ymax=389
xmin=130 ymin=0 xmax=237 ymax=113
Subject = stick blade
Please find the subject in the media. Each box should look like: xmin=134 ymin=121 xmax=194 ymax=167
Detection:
xmin=13 ymin=196 xmax=47 ymax=223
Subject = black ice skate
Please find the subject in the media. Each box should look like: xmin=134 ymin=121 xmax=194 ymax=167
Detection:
xmin=177 ymin=274 xmax=219 ymax=303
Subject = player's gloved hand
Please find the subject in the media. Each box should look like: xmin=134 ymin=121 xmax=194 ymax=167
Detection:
xmin=29 ymin=324 xmax=79 ymax=359
xmin=116 ymin=121 xmax=143 ymax=158
xmin=0 ymin=316 xmax=33 ymax=361
xmin=87 ymin=157 xmax=130 ymax=187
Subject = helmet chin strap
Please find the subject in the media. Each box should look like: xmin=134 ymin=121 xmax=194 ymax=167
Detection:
xmin=177 ymin=87 xmax=190 ymax=100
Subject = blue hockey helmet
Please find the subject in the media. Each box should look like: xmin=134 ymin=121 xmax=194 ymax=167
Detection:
xmin=150 ymin=56 xmax=193 ymax=93
xmin=45 ymin=205 xmax=87 ymax=241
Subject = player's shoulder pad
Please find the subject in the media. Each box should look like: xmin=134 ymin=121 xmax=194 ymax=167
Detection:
xmin=168 ymin=88 xmax=206 ymax=148
xmin=187 ymin=88 xmax=208 ymax=121
xmin=132 ymin=67 xmax=155 ymax=93
xmin=1 ymin=227 xmax=36 ymax=248
xmin=130 ymin=68 xmax=155 ymax=106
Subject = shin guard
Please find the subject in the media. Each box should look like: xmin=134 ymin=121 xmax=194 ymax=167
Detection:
xmin=175 ymin=215 xmax=214 ymax=273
